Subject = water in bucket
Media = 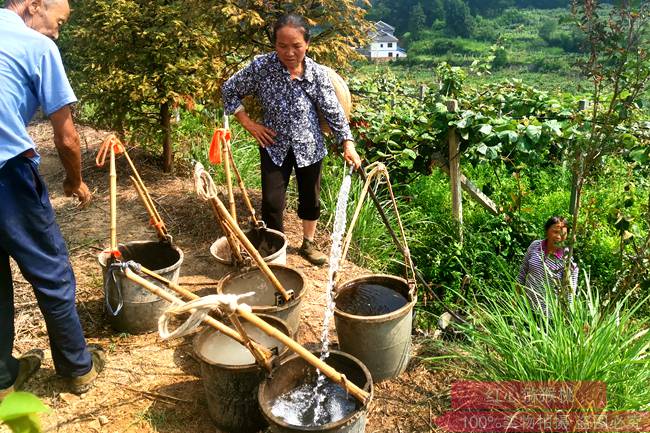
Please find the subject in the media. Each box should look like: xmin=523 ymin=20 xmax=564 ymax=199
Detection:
xmin=270 ymin=379 xmax=356 ymax=427
xmin=269 ymin=167 xmax=353 ymax=426
xmin=199 ymin=325 xmax=284 ymax=366
xmin=335 ymin=283 xmax=408 ymax=316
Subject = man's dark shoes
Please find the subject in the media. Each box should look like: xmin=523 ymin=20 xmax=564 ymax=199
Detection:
xmin=0 ymin=349 xmax=44 ymax=400
xmin=299 ymin=238 xmax=327 ymax=266
xmin=70 ymin=345 xmax=106 ymax=395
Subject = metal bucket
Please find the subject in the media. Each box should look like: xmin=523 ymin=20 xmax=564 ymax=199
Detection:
xmin=98 ymin=240 xmax=183 ymax=334
xmin=333 ymin=274 xmax=416 ymax=382
xmin=193 ymin=314 xmax=291 ymax=433
xmin=217 ymin=264 xmax=307 ymax=336
xmin=258 ymin=350 xmax=373 ymax=433
xmin=210 ymin=227 xmax=287 ymax=278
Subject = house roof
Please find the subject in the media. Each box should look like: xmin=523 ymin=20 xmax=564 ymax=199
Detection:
xmin=370 ymin=30 xmax=398 ymax=43
xmin=375 ymin=20 xmax=395 ymax=34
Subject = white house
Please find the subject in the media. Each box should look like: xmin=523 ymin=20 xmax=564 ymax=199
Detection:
xmin=360 ymin=21 xmax=407 ymax=61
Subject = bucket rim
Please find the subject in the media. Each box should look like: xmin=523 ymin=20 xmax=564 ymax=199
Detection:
xmin=333 ymin=274 xmax=417 ymax=323
xmin=257 ymin=349 xmax=374 ymax=431
xmin=97 ymin=239 xmax=184 ymax=274
xmin=217 ymin=264 xmax=307 ymax=313
xmin=192 ymin=313 xmax=291 ymax=371
xmin=209 ymin=228 xmax=287 ymax=266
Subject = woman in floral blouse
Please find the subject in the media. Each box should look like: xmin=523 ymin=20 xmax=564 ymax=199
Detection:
xmin=517 ymin=216 xmax=579 ymax=315
xmin=222 ymin=13 xmax=361 ymax=266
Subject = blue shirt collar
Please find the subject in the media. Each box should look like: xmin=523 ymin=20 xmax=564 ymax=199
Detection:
xmin=0 ymin=8 xmax=27 ymax=26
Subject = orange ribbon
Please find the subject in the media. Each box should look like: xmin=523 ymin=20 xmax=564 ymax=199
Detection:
xmin=209 ymin=128 xmax=231 ymax=165
xmin=96 ymin=135 xmax=125 ymax=167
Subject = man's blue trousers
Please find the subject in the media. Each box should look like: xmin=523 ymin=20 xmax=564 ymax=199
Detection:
xmin=0 ymin=155 xmax=91 ymax=389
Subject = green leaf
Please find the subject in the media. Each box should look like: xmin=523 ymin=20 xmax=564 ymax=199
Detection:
xmin=497 ymin=130 xmax=518 ymax=144
xmin=525 ymin=125 xmax=542 ymax=143
xmin=3 ymin=414 xmax=42 ymax=433
xmin=543 ymin=119 xmax=563 ymax=137
xmin=629 ymin=148 xmax=649 ymax=164
xmin=402 ymin=148 xmax=417 ymax=159
xmin=476 ymin=143 xmax=488 ymax=155
xmin=478 ymin=124 xmax=493 ymax=135
xmin=0 ymin=393 xmax=50 ymax=422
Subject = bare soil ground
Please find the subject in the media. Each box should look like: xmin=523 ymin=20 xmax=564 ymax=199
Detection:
xmin=4 ymin=122 xmax=455 ymax=433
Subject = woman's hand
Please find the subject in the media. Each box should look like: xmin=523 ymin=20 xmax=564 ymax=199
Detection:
xmin=235 ymin=111 xmax=276 ymax=147
xmin=342 ymin=140 xmax=362 ymax=170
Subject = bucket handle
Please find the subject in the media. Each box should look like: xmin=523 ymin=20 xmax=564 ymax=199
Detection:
xmin=339 ymin=162 xmax=417 ymax=291
xmin=104 ymin=262 xmax=125 ymax=317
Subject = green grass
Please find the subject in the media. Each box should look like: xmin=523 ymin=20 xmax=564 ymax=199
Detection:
xmin=444 ymin=277 xmax=650 ymax=410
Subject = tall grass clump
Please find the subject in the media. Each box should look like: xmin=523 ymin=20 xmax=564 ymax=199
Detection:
xmin=454 ymin=275 xmax=650 ymax=410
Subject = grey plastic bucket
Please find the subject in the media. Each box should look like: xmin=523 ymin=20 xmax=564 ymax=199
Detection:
xmin=217 ymin=264 xmax=307 ymax=335
xmin=193 ymin=314 xmax=291 ymax=433
xmin=210 ymin=227 xmax=287 ymax=278
xmin=333 ymin=274 xmax=416 ymax=382
xmin=98 ymin=240 xmax=183 ymax=334
xmin=258 ymin=350 xmax=373 ymax=433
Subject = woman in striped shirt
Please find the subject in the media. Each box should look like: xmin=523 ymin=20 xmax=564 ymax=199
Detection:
xmin=517 ymin=216 xmax=578 ymax=315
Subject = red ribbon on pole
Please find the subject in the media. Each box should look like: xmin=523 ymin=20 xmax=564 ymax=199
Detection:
xmin=209 ymin=128 xmax=231 ymax=165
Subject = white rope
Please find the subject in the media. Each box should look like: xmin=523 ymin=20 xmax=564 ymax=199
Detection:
xmin=158 ymin=292 xmax=254 ymax=340
xmin=193 ymin=162 xmax=218 ymax=201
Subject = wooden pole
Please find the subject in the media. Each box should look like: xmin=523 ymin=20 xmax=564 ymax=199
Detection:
xmin=109 ymin=144 xmax=118 ymax=254
xmin=226 ymin=141 xmax=259 ymax=225
xmin=237 ymin=308 xmax=371 ymax=405
xmin=222 ymin=115 xmax=237 ymax=220
xmin=123 ymin=267 xmax=369 ymax=404
xmin=122 ymin=268 xmax=273 ymax=362
xmin=122 ymin=150 xmax=165 ymax=230
xmin=208 ymin=199 xmax=244 ymax=265
xmin=130 ymin=176 xmax=167 ymax=241
xmin=447 ymin=99 xmax=463 ymax=242
xmin=212 ymin=196 xmax=292 ymax=302
xmin=419 ymin=84 xmax=425 ymax=101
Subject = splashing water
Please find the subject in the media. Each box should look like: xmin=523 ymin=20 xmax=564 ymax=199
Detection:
xmin=270 ymin=167 xmax=354 ymax=426
xmin=320 ymin=168 xmax=353 ymax=359
xmin=270 ymin=380 xmax=357 ymax=427
xmin=312 ymin=167 xmax=353 ymax=422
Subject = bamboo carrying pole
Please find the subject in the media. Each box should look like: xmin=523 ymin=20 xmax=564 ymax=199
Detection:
xmin=222 ymin=115 xmax=237 ymax=220
xmin=237 ymin=308 xmax=371 ymax=405
xmin=109 ymin=144 xmax=118 ymax=255
xmin=98 ymin=135 xmax=169 ymax=242
xmin=211 ymin=193 xmax=292 ymax=302
xmin=209 ymin=198 xmax=245 ymax=265
xmin=123 ymin=150 xmax=169 ymax=241
xmin=225 ymin=139 xmax=259 ymax=226
xmin=123 ymin=267 xmax=370 ymax=404
xmin=122 ymin=267 xmax=273 ymax=363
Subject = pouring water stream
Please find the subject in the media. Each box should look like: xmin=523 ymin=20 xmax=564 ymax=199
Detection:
xmin=271 ymin=164 xmax=356 ymax=426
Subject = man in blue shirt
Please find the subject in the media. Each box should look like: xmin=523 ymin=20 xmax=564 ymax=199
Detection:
xmin=0 ymin=0 xmax=104 ymax=398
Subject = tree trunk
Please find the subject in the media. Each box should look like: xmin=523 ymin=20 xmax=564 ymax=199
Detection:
xmin=161 ymin=102 xmax=173 ymax=173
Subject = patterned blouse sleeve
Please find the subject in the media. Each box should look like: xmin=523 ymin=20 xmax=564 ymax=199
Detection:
xmin=517 ymin=241 xmax=535 ymax=285
xmin=314 ymin=67 xmax=353 ymax=146
xmin=222 ymin=58 xmax=259 ymax=115
xmin=570 ymin=260 xmax=579 ymax=291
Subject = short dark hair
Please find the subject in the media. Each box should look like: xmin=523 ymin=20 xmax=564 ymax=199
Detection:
xmin=544 ymin=216 xmax=568 ymax=233
xmin=272 ymin=13 xmax=310 ymax=44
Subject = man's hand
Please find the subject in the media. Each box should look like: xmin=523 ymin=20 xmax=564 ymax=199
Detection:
xmin=63 ymin=178 xmax=91 ymax=206
xmin=235 ymin=110 xmax=276 ymax=147
xmin=50 ymin=105 xmax=91 ymax=204
xmin=342 ymin=140 xmax=361 ymax=169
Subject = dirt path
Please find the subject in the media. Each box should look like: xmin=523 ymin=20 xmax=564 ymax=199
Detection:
xmin=4 ymin=123 xmax=453 ymax=433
